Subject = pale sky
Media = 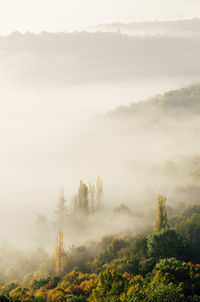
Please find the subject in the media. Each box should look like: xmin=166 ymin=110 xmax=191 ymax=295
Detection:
xmin=0 ymin=0 xmax=200 ymax=34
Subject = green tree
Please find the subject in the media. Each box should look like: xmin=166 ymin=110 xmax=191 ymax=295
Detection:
xmin=143 ymin=282 xmax=185 ymax=302
xmin=148 ymin=229 xmax=186 ymax=261
xmin=175 ymin=213 xmax=200 ymax=263
xmin=152 ymin=258 xmax=191 ymax=297
xmin=93 ymin=270 xmax=127 ymax=302
xmin=154 ymin=195 xmax=168 ymax=233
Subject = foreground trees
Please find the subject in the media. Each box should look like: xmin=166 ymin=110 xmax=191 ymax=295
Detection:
xmin=2 ymin=193 xmax=200 ymax=301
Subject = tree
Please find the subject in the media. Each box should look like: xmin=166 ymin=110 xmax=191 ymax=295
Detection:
xmin=56 ymin=189 xmax=67 ymax=221
xmin=152 ymin=258 xmax=191 ymax=297
xmin=55 ymin=230 xmax=64 ymax=275
xmin=93 ymin=270 xmax=126 ymax=302
xmin=147 ymin=229 xmax=186 ymax=261
xmin=77 ymin=181 xmax=89 ymax=215
xmin=154 ymin=195 xmax=168 ymax=233
xmin=89 ymin=183 xmax=95 ymax=213
xmin=175 ymin=213 xmax=200 ymax=263
xmin=96 ymin=176 xmax=104 ymax=211
xmin=143 ymin=282 xmax=185 ymax=302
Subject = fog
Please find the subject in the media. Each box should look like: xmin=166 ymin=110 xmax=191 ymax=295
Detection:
xmin=89 ymin=19 xmax=200 ymax=37
xmin=0 ymin=27 xmax=200 ymax=284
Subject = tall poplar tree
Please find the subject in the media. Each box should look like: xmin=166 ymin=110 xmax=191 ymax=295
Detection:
xmin=77 ymin=180 xmax=89 ymax=214
xmin=54 ymin=229 xmax=64 ymax=275
xmin=96 ymin=176 xmax=104 ymax=210
xmin=154 ymin=194 xmax=168 ymax=233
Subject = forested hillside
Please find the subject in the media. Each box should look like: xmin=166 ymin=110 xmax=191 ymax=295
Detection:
xmin=110 ymin=83 xmax=200 ymax=117
xmin=0 ymin=84 xmax=200 ymax=301
xmin=1 ymin=195 xmax=200 ymax=301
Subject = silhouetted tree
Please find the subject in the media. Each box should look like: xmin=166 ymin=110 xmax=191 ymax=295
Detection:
xmin=56 ymin=189 xmax=67 ymax=221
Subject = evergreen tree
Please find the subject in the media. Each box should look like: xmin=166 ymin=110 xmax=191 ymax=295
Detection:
xmin=154 ymin=195 xmax=168 ymax=233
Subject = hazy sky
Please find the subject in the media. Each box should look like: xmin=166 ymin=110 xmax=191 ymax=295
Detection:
xmin=0 ymin=0 xmax=200 ymax=34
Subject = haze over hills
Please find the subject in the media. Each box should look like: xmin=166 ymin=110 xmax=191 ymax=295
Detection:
xmin=3 ymin=1 xmax=200 ymax=300
xmin=77 ymin=83 xmax=200 ymax=209
xmin=88 ymin=18 xmax=200 ymax=37
xmin=1 ymin=31 xmax=200 ymax=87
xmin=0 ymin=30 xmax=200 ymax=250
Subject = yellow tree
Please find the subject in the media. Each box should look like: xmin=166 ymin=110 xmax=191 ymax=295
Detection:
xmin=54 ymin=229 xmax=64 ymax=275
xmin=96 ymin=176 xmax=104 ymax=210
xmin=154 ymin=194 xmax=168 ymax=233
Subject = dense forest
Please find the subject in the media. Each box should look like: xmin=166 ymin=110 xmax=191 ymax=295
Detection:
xmin=1 ymin=191 xmax=200 ymax=301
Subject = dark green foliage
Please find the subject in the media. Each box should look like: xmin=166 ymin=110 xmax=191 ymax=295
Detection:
xmin=99 ymin=239 xmax=128 ymax=263
xmin=0 ymin=296 xmax=9 ymax=302
xmin=139 ymin=257 xmax=156 ymax=275
xmin=148 ymin=229 xmax=187 ymax=261
xmin=153 ymin=258 xmax=192 ymax=297
xmin=103 ymin=256 xmax=140 ymax=275
xmin=154 ymin=258 xmax=190 ymax=283
xmin=30 ymin=276 xmax=60 ymax=290
xmin=175 ymin=214 xmax=200 ymax=263
xmin=182 ymin=205 xmax=200 ymax=218
xmin=65 ymin=246 xmax=93 ymax=273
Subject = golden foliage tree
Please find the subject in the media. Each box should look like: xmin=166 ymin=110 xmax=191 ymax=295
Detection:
xmin=154 ymin=194 xmax=168 ymax=233
xmin=96 ymin=176 xmax=104 ymax=210
xmin=55 ymin=229 xmax=64 ymax=275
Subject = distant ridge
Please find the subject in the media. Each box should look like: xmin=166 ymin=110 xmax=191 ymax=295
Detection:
xmin=110 ymin=83 xmax=200 ymax=118
xmin=88 ymin=19 xmax=200 ymax=37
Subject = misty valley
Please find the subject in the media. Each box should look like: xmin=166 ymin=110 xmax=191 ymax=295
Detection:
xmin=1 ymin=19 xmax=200 ymax=302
